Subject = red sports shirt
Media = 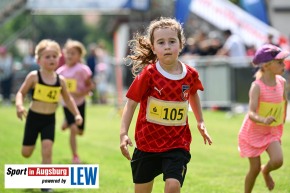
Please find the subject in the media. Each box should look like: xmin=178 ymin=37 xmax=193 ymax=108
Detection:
xmin=126 ymin=62 xmax=204 ymax=152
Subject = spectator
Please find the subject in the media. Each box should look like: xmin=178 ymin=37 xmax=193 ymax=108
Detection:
xmin=265 ymin=33 xmax=279 ymax=47
xmin=94 ymin=41 xmax=112 ymax=104
xmin=216 ymin=29 xmax=248 ymax=67
xmin=0 ymin=46 xmax=14 ymax=105
xmin=22 ymin=45 xmax=38 ymax=72
xmin=246 ymin=44 xmax=257 ymax=57
xmin=95 ymin=62 xmax=109 ymax=104
xmin=86 ymin=43 xmax=98 ymax=104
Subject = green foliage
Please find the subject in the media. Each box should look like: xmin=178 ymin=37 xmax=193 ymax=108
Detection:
xmin=1 ymin=105 xmax=290 ymax=193
xmin=33 ymin=15 xmax=90 ymax=45
xmin=229 ymin=0 xmax=240 ymax=5
xmin=0 ymin=12 xmax=113 ymax=55
xmin=84 ymin=15 xmax=113 ymax=53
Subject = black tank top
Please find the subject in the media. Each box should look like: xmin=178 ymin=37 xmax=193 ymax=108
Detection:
xmin=31 ymin=70 xmax=61 ymax=102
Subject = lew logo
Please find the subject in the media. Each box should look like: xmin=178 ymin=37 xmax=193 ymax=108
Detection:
xmin=70 ymin=167 xmax=98 ymax=186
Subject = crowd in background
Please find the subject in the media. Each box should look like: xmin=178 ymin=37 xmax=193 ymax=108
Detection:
xmin=180 ymin=30 xmax=282 ymax=60
xmin=0 ymin=29 xmax=290 ymax=105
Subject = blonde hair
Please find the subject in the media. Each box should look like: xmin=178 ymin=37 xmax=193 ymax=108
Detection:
xmin=253 ymin=61 xmax=271 ymax=80
xmin=126 ymin=17 xmax=186 ymax=77
xmin=64 ymin=39 xmax=87 ymax=58
xmin=254 ymin=68 xmax=263 ymax=80
xmin=35 ymin=39 xmax=61 ymax=60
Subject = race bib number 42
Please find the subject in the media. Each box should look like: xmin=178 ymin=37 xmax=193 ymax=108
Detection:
xmin=146 ymin=97 xmax=188 ymax=126
xmin=33 ymin=83 xmax=61 ymax=103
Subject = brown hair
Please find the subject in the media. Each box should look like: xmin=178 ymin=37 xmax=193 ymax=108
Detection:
xmin=126 ymin=17 xmax=185 ymax=77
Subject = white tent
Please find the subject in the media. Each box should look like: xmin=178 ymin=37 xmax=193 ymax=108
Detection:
xmin=190 ymin=0 xmax=289 ymax=49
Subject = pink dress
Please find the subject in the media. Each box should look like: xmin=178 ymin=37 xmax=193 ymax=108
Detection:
xmin=56 ymin=63 xmax=92 ymax=106
xmin=238 ymin=75 xmax=285 ymax=158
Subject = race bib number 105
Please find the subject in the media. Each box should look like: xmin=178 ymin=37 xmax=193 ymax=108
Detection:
xmin=146 ymin=97 xmax=188 ymax=126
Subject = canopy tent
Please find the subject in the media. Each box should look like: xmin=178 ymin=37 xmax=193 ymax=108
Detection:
xmin=188 ymin=0 xmax=289 ymax=49
xmin=26 ymin=0 xmax=150 ymax=14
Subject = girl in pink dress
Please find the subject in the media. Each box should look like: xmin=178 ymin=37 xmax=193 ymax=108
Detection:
xmin=57 ymin=39 xmax=93 ymax=164
xmin=238 ymin=44 xmax=289 ymax=193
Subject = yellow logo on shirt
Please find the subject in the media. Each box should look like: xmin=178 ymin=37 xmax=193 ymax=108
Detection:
xmin=258 ymin=101 xmax=285 ymax=126
xmin=65 ymin=78 xmax=77 ymax=92
xmin=33 ymin=83 xmax=61 ymax=103
xmin=146 ymin=96 xmax=188 ymax=126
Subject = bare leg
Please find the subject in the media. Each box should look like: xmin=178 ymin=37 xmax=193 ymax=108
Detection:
xmin=61 ymin=120 xmax=68 ymax=131
xmin=22 ymin=145 xmax=35 ymax=158
xmin=164 ymin=178 xmax=180 ymax=193
xmin=41 ymin=140 xmax=53 ymax=192
xmin=78 ymin=129 xmax=84 ymax=135
xmin=244 ymin=156 xmax=261 ymax=193
xmin=261 ymin=141 xmax=283 ymax=191
xmin=41 ymin=139 xmax=53 ymax=164
xmin=70 ymin=124 xmax=80 ymax=163
xmin=135 ymin=180 xmax=154 ymax=193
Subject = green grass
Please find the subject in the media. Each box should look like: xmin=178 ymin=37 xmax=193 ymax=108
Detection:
xmin=1 ymin=104 xmax=290 ymax=193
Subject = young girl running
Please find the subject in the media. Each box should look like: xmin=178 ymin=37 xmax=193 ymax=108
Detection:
xmin=238 ymin=44 xmax=289 ymax=193
xmin=119 ymin=17 xmax=212 ymax=193
xmin=56 ymin=39 xmax=93 ymax=164
xmin=16 ymin=39 xmax=82 ymax=192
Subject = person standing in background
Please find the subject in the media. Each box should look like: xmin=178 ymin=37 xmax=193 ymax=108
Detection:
xmin=0 ymin=45 xmax=14 ymax=105
xmin=216 ymin=29 xmax=248 ymax=67
xmin=86 ymin=43 xmax=98 ymax=104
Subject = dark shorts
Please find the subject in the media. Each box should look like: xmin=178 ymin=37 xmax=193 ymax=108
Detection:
xmin=23 ymin=110 xmax=55 ymax=146
xmin=63 ymin=102 xmax=85 ymax=130
xmin=131 ymin=148 xmax=191 ymax=187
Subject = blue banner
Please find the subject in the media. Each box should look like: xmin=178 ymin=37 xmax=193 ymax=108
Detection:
xmin=240 ymin=0 xmax=269 ymax=24
xmin=175 ymin=0 xmax=191 ymax=24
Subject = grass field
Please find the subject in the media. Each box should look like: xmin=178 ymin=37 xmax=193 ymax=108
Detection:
xmin=1 ymin=104 xmax=290 ymax=193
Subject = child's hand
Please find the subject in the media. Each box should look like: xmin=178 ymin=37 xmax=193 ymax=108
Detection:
xmin=74 ymin=114 xmax=83 ymax=126
xmin=16 ymin=106 xmax=27 ymax=121
xmin=120 ymin=134 xmax=133 ymax=160
xmin=197 ymin=122 xmax=212 ymax=145
xmin=263 ymin=116 xmax=276 ymax=125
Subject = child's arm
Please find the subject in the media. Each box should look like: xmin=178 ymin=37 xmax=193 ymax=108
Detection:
xmin=120 ymin=99 xmax=138 ymax=160
xmin=59 ymin=76 xmax=83 ymax=126
xmin=248 ymin=83 xmax=276 ymax=125
xmin=15 ymin=72 xmax=35 ymax=120
xmin=189 ymin=93 xmax=212 ymax=145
